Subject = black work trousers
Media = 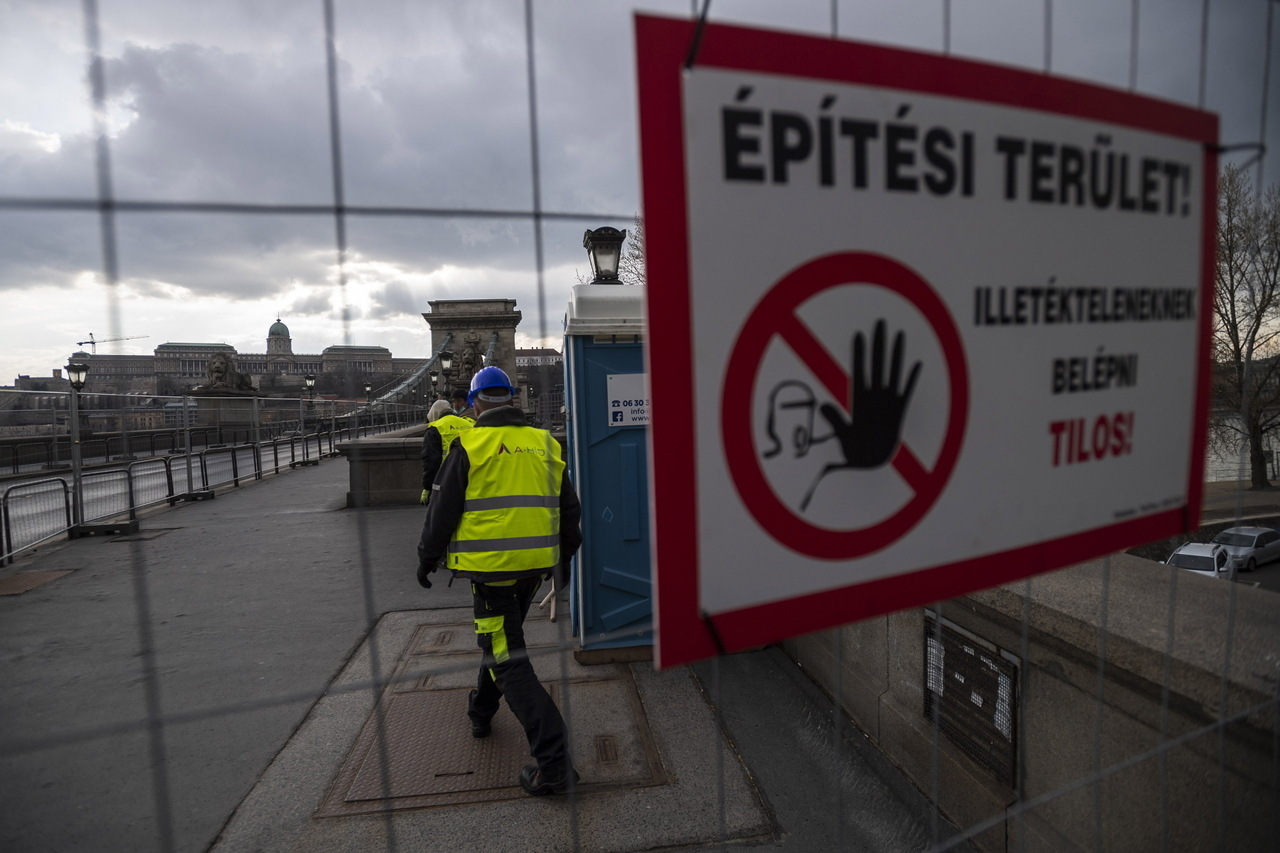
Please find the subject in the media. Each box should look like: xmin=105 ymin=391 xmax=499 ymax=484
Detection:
xmin=469 ymin=574 xmax=571 ymax=777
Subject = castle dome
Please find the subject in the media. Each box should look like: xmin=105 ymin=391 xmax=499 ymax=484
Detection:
xmin=269 ymin=318 xmax=290 ymax=337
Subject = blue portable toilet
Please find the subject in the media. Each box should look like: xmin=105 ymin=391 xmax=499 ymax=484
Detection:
xmin=563 ymin=283 xmax=652 ymax=651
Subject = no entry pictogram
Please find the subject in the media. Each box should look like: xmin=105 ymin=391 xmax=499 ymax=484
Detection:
xmin=722 ymin=252 xmax=969 ymax=560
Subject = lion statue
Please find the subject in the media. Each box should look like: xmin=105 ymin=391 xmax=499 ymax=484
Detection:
xmin=199 ymin=352 xmax=256 ymax=392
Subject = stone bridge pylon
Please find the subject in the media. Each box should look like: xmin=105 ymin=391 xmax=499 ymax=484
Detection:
xmin=423 ymin=299 xmax=522 ymax=395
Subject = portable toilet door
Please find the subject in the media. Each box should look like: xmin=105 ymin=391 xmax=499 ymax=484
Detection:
xmin=563 ymin=283 xmax=652 ymax=650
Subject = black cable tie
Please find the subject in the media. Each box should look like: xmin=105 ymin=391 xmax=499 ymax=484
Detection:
xmin=700 ymin=609 xmax=728 ymax=656
xmin=684 ymin=0 xmax=714 ymax=70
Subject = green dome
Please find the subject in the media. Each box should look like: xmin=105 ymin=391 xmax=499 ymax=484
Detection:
xmin=269 ymin=319 xmax=290 ymax=337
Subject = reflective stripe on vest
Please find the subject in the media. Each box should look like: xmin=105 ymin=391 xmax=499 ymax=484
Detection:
xmin=429 ymin=414 xmax=474 ymax=459
xmin=448 ymin=425 xmax=564 ymax=574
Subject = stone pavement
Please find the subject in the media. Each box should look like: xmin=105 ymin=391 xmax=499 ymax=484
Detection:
xmin=0 ymin=456 xmax=957 ymax=853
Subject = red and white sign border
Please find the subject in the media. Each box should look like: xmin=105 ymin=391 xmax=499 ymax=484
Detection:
xmin=636 ymin=14 xmax=1218 ymax=669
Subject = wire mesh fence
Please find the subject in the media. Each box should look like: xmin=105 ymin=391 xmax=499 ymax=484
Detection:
xmin=1 ymin=1 xmax=1277 ymax=851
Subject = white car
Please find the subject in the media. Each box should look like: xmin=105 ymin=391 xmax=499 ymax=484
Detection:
xmin=1208 ymin=526 xmax=1280 ymax=573
xmin=1166 ymin=542 xmax=1228 ymax=578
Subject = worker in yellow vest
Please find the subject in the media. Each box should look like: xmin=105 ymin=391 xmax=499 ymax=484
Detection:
xmin=419 ymin=398 xmax=474 ymax=504
xmin=417 ymin=366 xmax=583 ymax=796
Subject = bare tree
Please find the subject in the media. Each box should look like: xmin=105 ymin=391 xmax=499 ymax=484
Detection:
xmin=1213 ymin=164 xmax=1280 ymax=488
xmin=619 ymin=213 xmax=646 ymax=286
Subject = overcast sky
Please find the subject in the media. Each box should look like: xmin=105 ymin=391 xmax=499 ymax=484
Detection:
xmin=1 ymin=0 xmax=1276 ymax=388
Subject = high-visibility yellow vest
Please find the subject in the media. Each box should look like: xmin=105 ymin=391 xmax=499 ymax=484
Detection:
xmin=429 ymin=413 xmax=474 ymax=459
xmin=448 ymin=426 xmax=564 ymax=574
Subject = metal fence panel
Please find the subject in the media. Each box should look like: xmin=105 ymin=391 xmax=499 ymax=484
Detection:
xmin=2 ymin=479 xmax=72 ymax=559
xmin=80 ymin=470 xmax=131 ymax=524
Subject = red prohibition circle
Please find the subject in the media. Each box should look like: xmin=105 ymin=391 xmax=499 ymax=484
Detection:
xmin=722 ymin=252 xmax=969 ymax=560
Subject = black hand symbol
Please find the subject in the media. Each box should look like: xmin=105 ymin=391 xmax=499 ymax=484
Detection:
xmin=801 ymin=320 xmax=921 ymax=510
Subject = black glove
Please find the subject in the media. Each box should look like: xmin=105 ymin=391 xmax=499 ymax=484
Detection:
xmin=417 ymin=560 xmax=437 ymax=589
xmin=555 ymin=557 xmax=571 ymax=588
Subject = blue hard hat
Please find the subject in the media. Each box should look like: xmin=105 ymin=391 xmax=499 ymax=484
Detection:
xmin=467 ymin=365 xmax=518 ymax=407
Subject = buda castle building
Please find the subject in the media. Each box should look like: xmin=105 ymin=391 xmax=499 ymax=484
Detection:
xmin=23 ymin=319 xmax=422 ymax=396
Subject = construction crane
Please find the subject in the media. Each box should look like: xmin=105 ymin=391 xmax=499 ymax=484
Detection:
xmin=76 ymin=333 xmax=149 ymax=354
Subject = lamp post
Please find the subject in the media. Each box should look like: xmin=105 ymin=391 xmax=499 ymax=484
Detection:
xmin=363 ymin=382 xmax=372 ymax=431
xmin=583 ymin=226 xmax=627 ymax=283
xmin=304 ymin=374 xmax=316 ymax=433
xmin=440 ymin=350 xmax=454 ymax=397
xmin=430 ymin=369 xmax=439 ymax=400
xmin=65 ymin=358 xmax=89 ymax=526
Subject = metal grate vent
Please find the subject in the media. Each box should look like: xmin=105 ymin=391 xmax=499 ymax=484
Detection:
xmin=923 ymin=613 xmax=1018 ymax=787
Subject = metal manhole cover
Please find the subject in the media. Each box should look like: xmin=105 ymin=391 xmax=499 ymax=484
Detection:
xmin=346 ymin=690 xmax=530 ymax=801
xmin=316 ymin=625 xmax=667 ymax=817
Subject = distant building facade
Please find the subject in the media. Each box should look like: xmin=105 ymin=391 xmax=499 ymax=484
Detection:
xmin=6 ymin=304 xmax=553 ymax=434
xmin=516 ymin=347 xmax=564 ymax=428
xmin=20 ymin=319 xmax=428 ymax=396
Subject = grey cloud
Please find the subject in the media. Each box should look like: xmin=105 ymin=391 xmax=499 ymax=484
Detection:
xmin=288 ymin=287 xmax=333 ymax=317
xmin=371 ymin=280 xmax=416 ymax=319
xmin=1 ymin=0 xmax=1275 ymax=335
xmin=103 ymin=42 xmax=334 ymax=203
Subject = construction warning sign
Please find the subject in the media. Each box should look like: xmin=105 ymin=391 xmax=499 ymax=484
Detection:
xmin=635 ymin=15 xmax=1218 ymax=668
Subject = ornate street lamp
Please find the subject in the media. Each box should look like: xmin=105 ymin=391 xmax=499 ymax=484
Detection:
xmin=65 ymin=358 xmax=90 ymax=526
xmin=302 ymin=374 xmax=316 ymax=437
xmin=66 ymin=359 xmax=89 ymax=392
xmin=430 ymin=370 xmax=440 ymax=398
xmin=364 ymin=381 xmax=372 ymax=403
xmin=583 ymin=226 xmax=627 ymax=283
xmin=440 ymin=350 xmax=455 ymax=396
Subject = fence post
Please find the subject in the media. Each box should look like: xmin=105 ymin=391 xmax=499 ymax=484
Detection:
xmin=183 ymin=398 xmax=197 ymax=496
xmin=126 ymin=464 xmax=138 ymax=521
xmin=166 ymin=455 xmax=179 ymax=506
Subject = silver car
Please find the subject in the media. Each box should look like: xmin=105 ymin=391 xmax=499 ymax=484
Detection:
xmin=1209 ymin=526 xmax=1280 ymax=573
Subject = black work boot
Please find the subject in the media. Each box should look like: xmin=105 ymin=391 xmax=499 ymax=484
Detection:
xmin=467 ymin=690 xmax=492 ymax=739
xmin=519 ymin=764 xmax=579 ymax=796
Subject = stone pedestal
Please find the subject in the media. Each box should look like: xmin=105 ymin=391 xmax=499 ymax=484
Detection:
xmin=338 ymin=426 xmax=428 ymax=507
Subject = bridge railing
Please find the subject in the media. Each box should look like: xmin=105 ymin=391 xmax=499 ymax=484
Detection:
xmin=0 ymin=413 xmax=419 ymax=565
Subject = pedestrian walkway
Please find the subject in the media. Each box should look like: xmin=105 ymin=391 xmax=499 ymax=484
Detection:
xmin=0 ymin=456 xmax=956 ymax=853
xmin=1200 ymin=478 xmax=1280 ymax=524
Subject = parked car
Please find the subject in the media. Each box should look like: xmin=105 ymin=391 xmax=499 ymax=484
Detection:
xmin=1208 ymin=526 xmax=1280 ymax=573
xmin=1166 ymin=542 xmax=1228 ymax=578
